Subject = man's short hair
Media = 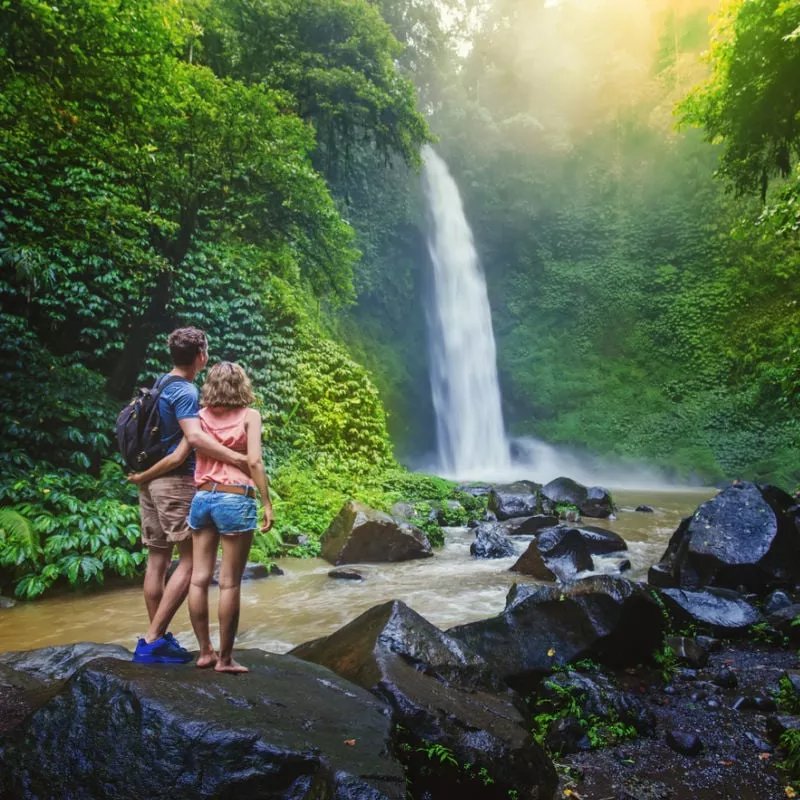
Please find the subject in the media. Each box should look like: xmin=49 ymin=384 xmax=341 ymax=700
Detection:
xmin=167 ymin=327 xmax=207 ymax=367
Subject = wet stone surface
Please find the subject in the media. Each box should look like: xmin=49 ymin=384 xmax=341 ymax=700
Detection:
xmin=556 ymin=642 xmax=797 ymax=800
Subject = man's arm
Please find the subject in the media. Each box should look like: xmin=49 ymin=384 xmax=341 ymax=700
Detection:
xmin=128 ymin=439 xmax=192 ymax=485
xmin=179 ymin=417 xmax=248 ymax=471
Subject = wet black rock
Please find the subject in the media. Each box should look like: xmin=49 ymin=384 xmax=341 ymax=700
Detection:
xmin=545 ymin=715 xmax=592 ymax=754
xmin=732 ymin=695 xmax=777 ymax=712
xmin=500 ymin=514 xmax=559 ymax=536
xmin=542 ymin=477 xmax=587 ymax=510
xmin=713 ymin=668 xmax=738 ymax=689
xmin=488 ymin=481 xmax=542 ymax=521
xmin=0 ymin=652 xmax=406 ymax=800
xmin=665 ymin=636 xmax=709 ymax=669
xmin=636 ymin=505 xmax=655 ymax=513
xmin=744 ymin=732 xmax=772 ymax=752
xmin=647 ymin=563 xmax=675 ymax=588
xmin=765 ymin=603 xmax=800 ymax=641
xmin=211 ymin=560 xmax=280 ymax=585
xmin=767 ymin=715 xmax=800 ymax=743
xmin=618 ymin=559 xmax=632 ymax=572
xmin=291 ymin=600 xmax=557 ymax=800
xmin=581 ymin=486 xmax=616 ymax=519
xmin=650 ymin=482 xmax=800 ymax=594
xmin=471 ymin=523 xmax=517 ymax=559
xmin=321 ymin=501 xmax=432 ymax=566
xmin=329 ymin=568 xmax=365 ymax=581
xmin=666 ymin=730 xmax=703 ymax=756
xmin=539 ymin=669 xmax=656 ymax=746
xmin=448 ymin=576 xmax=665 ymax=692
xmin=764 ymin=589 xmax=793 ymax=614
xmin=695 ymin=635 xmax=722 ymax=653
xmin=0 ymin=664 xmax=52 ymax=736
xmin=510 ymin=528 xmax=593 ymax=582
xmin=569 ymin=524 xmax=628 ymax=555
xmin=657 ymin=587 xmax=762 ymax=637
xmin=0 ymin=596 xmax=15 ymax=609
xmin=0 ymin=642 xmax=132 ymax=685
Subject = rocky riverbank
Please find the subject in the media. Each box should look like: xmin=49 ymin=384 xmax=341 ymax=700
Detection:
xmin=2 ymin=478 xmax=800 ymax=799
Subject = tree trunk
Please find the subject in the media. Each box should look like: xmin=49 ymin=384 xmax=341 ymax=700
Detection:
xmin=105 ymin=270 xmax=174 ymax=400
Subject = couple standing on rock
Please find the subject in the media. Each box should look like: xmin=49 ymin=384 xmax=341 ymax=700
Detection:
xmin=127 ymin=327 xmax=274 ymax=673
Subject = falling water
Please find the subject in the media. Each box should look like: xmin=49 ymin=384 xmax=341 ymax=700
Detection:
xmin=422 ymin=145 xmax=511 ymax=479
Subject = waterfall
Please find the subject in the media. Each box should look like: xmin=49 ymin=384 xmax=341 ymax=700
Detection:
xmin=422 ymin=145 xmax=511 ymax=479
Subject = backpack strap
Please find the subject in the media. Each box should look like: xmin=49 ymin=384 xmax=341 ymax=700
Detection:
xmin=150 ymin=374 xmax=190 ymax=401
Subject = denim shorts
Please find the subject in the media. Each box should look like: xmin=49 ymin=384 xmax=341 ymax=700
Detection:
xmin=188 ymin=489 xmax=258 ymax=535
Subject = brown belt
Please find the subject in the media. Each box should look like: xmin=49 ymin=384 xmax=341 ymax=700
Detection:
xmin=198 ymin=482 xmax=256 ymax=498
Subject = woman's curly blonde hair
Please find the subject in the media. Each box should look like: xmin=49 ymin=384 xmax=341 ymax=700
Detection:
xmin=201 ymin=361 xmax=255 ymax=408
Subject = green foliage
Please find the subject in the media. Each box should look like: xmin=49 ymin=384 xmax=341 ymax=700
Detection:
xmin=780 ymin=729 xmax=800 ymax=780
xmin=531 ymin=673 xmax=639 ymax=754
xmin=678 ymin=0 xmax=800 ymax=200
xmin=775 ymin=674 xmax=800 ymax=716
xmin=0 ymin=461 xmax=143 ymax=598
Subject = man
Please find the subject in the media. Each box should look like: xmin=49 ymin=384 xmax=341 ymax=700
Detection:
xmin=130 ymin=327 xmax=247 ymax=663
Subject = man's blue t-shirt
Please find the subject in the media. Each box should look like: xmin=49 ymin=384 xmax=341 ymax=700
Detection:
xmin=158 ymin=375 xmax=199 ymax=475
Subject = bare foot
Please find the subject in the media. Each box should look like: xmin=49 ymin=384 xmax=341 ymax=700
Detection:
xmin=215 ymin=659 xmax=249 ymax=674
xmin=196 ymin=651 xmax=218 ymax=669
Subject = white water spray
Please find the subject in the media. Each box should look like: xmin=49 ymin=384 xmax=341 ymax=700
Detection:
xmin=422 ymin=145 xmax=511 ymax=479
xmin=420 ymin=146 xmax=676 ymax=490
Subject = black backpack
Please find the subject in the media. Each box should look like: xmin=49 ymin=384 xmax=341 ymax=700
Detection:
xmin=116 ymin=374 xmax=188 ymax=472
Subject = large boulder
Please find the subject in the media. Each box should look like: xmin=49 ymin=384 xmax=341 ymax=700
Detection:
xmin=656 ymin=587 xmax=762 ymax=637
xmin=0 ymin=651 xmax=405 ymax=800
xmin=291 ymin=600 xmax=557 ymax=800
xmin=650 ymin=482 xmax=800 ymax=593
xmin=569 ymin=525 xmax=627 ymax=555
xmin=581 ymin=486 xmax=616 ymax=519
xmin=471 ymin=523 xmax=517 ymax=559
xmin=0 ymin=665 xmax=52 ymax=736
xmin=542 ymin=477 xmax=588 ymax=509
xmin=488 ymin=481 xmax=542 ymax=520
xmin=501 ymin=515 xmax=559 ymax=536
xmin=541 ymin=478 xmax=614 ymax=519
xmin=321 ymin=501 xmax=433 ymax=566
xmin=448 ymin=576 xmax=664 ymax=692
xmin=510 ymin=528 xmax=593 ymax=582
xmin=0 ymin=642 xmax=132 ymax=685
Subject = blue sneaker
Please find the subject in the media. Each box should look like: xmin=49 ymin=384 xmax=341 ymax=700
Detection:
xmin=132 ymin=635 xmax=193 ymax=664
xmin=164 ymin=632 xmax=191 ymax=656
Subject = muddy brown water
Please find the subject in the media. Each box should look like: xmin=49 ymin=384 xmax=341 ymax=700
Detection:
xmin=0 ymin=489 xmax=713 ymax=654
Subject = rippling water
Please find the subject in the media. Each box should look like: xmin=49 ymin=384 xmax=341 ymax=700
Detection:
xmin=0 ymin=489 xmax=713 ymax=654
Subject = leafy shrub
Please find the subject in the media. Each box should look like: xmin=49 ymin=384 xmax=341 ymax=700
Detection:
xmin=0 ymin=460 xmax=143 ymax=598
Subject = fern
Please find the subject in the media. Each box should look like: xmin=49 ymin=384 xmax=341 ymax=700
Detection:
xmin=0 ymin=507 xmax=40 ymax=553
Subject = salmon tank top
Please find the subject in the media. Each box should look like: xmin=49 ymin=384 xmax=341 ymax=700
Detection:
xmin=194 ymin=407 xmax=255 ymax=488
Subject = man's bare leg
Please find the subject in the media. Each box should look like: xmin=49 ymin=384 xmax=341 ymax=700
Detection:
xmin=143 ymin=545 xmax=173 ymax=622
xmin=188 ymin=527 xmax=220 ymax=668
xmin=143 ymin=537 xmax=193 ymax=643
xmin=216 ymin=531 xmax=253 ymax=674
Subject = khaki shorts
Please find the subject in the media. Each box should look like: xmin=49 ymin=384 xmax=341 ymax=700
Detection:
xmin=139 ymin=475 xmax=196 ymax=549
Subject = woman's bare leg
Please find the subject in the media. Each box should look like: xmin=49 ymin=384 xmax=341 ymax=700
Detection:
xmin=216 ymin=530 xmax=254 ymax=673
xmin=188 ymin=527 xmax=220 ymax=668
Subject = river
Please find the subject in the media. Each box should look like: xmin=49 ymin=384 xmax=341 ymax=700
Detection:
xmin=0 ymin=489 xmax=712 ymax=654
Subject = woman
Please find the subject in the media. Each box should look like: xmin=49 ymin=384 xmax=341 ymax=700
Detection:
xmin=131 ymin=361 xmax=273 ymax=673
